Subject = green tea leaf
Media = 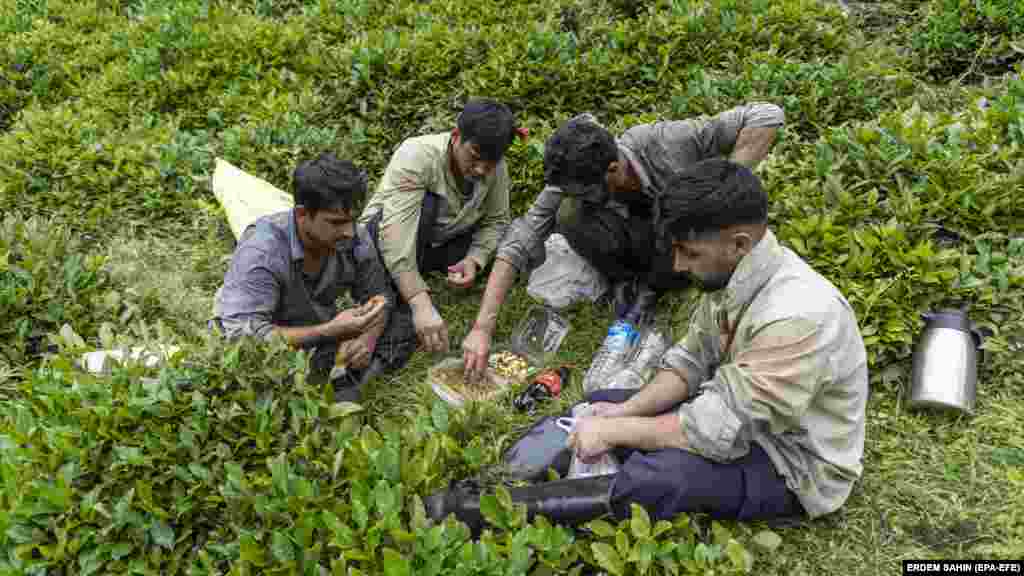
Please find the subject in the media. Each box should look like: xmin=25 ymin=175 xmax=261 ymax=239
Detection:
xmin=480 ymin=493 xmax=502 ymax=527
xmin=586 ymin=519 xmax=617 ymax=538
xmin=652 ymin=520 xmax=673 ymax=538
xmin=382 ymin=547 xmax=411 ymax=576
xmin=630 ymin=503 xmax=652 ymax=539
xmin=591 ymin=542 xmax=625 ymax=576
xmin=635 ymin=540 xmax=657 ymax=575
xmin=752 ymin=529 xmax=782 ymax=551
xmin=328 ymin=401 xmax=364 ymax=420
xmin=430 ymin=401 xmax=449 ymax=433
xmin=726 ymin=539 xmax=755 ymax=572
xmin=615 ymin=530 xmax=630 ymax=559
xmin=111 ymin=542 xmax=133 ymax=561
xmin=150 ymin=520 xmax=174 ymax=550
xmin=271 ymin=531 xmax=295 ymax=563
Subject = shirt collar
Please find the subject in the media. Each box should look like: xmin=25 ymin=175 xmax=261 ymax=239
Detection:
xmin=441 ymin=131 xmax=460 ymax=190
xmin=715 ymin=228 xmax=785 ymax=314
xmin=287 ymin=209 xmax=306 ymax=262
xmin=617 ymin=142 xmax=652 ymax=199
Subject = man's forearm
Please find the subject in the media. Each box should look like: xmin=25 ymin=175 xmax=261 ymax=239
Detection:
xmin=729 ymin=126 xmax=777 ymax=169
xmin=396 ymin=270 xmax=429 ymax=303
xmin=615 ymin=369 xmax=692 ymax=417
xmin=274 ymin=323 xmax=336 ymax=349
xmin=603 ymin=414 xmax=688 ymax=451
xmin=472 ymin=258 xmax=518 ymax=334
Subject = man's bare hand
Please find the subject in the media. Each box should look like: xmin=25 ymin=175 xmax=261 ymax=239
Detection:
xmin=446 ymin=258 xmax=478 ymax=288
xmin=410 ymin=293 xmax=449 ymax=354
xmin=337 ymin=337 xmax=372 ymax=370
xmin=567 ymin=417 xmax=615 ymax=464
xmin=328 ymin=297 xmax=387 ymax=338
xmin=461 ymin=326 xmax=492 ymax=382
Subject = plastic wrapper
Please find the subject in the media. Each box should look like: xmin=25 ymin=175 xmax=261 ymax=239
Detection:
xmin=559 ymin=403 xmax=621 ymax=478
xmin=501 ymin=416 xmax=574 ymax=482
xmin=527 ymin=233 xmax=609 ymax=309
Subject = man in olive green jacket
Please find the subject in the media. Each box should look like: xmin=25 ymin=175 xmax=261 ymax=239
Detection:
xmin=360 ymin=98 xmax=525 ymax=356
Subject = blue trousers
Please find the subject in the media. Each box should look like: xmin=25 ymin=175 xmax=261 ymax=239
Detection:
xmin=581 ymin=389 xmax=804 ymax=522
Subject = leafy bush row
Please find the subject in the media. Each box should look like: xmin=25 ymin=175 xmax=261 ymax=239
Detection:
xmin=911 ymin=0 xmax=1024 ymax=81
xmin=0 ymin=334 xmax=765 ymax=575
xmin=0 ymin=0 xmax=867 ymax=238
xmin=765 ymin=74 xmax=1024 ymax=367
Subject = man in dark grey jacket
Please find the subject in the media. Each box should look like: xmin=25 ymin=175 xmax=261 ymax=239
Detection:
xmin=211 ymin=153 xmax=415 ymax=401
xmin=462 ymin=103 xmax=785 ymax=382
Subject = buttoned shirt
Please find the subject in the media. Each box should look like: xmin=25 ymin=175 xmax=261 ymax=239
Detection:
xmin=496 ymin=102 xmax=785 ymax=273
xmin=212 ymin=210 xmax=393 ymax=369
xmin=660 ymin=229 xmax=868 ymax=518
xmin=358 ymin=132 xmax=511 ymax=296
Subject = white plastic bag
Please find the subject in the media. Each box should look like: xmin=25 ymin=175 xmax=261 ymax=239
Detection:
xmin=211 ymin=157 xmax=294 ymax=241
xmin=527 ymin=234 xmax=609 ymax=309
xmin=558 ymin=403 xmax=621 ymax=478
xmin=79 ymin=345 xmax=182 ymax=375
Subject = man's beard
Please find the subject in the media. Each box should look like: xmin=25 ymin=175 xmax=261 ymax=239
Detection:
xmin=694 ymin=269 xmax=732 ymax=292
xmin=335 ymin=236 xmax=355 ymax=255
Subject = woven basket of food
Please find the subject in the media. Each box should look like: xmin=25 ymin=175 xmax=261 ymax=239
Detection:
xmin=429 ymin=357 xmax=508 ymax=408
xmin=428 ymin=349 xmax=540 ymax=408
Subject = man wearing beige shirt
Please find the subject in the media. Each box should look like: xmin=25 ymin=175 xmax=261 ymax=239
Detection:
xmin=360 ymin=98 xmax=523 ymax=354
xmin=426 ymin=159 xmax=868 ymax=531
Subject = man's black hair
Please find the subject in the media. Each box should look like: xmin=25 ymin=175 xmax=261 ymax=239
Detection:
xmin=542 ymin=116 xmax=617 ymax=198
xmin=457 ymin=98 xmax=517 ymax=162
xmin=292 ymin=152 xmax=368 ymax=215
xmin=659 ymin=158 xmax=768 ymax=243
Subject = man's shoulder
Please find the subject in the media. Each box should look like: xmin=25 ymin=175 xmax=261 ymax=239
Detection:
xmin=757 ymin=249 xmax=853 ymax=325
xmin=390 ymin=133 xmax=447 ymax=168
xmin=235 ymin=211 xmax=293 ymax=258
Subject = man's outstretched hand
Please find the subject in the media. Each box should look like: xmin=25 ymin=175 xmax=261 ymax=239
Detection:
xmin=461 ymin=326 xmax=492 ymax=382
xmin=410 ymin=293 xmax=449 ymax=354
xmin=447 ymin=258 xmax=478 ymax=288
xmin=327 ymin=296 xmax=388 ymax=339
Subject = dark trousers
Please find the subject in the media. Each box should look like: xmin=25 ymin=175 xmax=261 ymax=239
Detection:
xmin=362 ymin=192 xmax=474 ymax=366
xmin=415 ymin=192 xmax=475 ymax=274
xmin=572 ymin=389 xmax=805 ymax=522
xmin=558 ymin=203 xmax=690 ymax=294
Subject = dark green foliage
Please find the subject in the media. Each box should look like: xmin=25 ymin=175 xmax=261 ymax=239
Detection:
xmin=912 ymin=0 xmax=1024 ymax=81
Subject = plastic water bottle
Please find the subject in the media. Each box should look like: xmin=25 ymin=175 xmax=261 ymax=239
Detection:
xmin=604 ymin=328 xmax=670 ymax=390
xmin=582 ymin=313 xmax=641 ymax=393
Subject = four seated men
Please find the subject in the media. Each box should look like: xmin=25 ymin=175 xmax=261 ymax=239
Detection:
xmin=213 ymin=103 xmax=868 ymax=527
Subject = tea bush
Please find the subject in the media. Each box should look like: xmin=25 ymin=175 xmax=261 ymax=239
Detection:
xmin=0 ymin=335 xmax=762 ymax=575
xmin=0 ymin=215 xmax=113 ymax=367
xmin=912 ymin=0 xmax=1024 ymax=81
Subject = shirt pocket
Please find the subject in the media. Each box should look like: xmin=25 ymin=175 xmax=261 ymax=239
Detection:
xmin=683 ymin=392 xmax=746 ymax=462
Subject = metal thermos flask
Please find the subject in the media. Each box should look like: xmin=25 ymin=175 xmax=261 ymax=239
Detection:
xmin=908 ymin=309 xmax=985 ymax=414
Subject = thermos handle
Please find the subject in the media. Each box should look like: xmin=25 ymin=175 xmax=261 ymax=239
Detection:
xmin=970 ymin=324 xmax=992 ymax=365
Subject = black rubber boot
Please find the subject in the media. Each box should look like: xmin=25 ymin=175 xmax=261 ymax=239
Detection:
xmin=422 ymin=474 xmax=616 ymax=535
